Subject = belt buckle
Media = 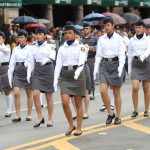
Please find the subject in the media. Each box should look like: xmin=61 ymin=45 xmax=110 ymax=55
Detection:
xmin=68 ymin=65 xmax=73 ymax=70
xmin=108 ymin=58 xmax=112 ymax=62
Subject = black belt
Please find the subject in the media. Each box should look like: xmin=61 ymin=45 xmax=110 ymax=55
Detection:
xmin=104 ymin=57 xmax=119 ymax=62
xmin=133 ymin=56 xmax=140 ymax=60
xmin=0 ymin=62 xmax=9 ymax=66
xmin=35 ymin=62 xmax=52 ymax=66
xmin=63 ymin=65 xmax=77 ymax=70
xmin=16 ymin=62 xmax=24 ymax=66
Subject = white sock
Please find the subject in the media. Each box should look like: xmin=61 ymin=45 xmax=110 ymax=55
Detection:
xmin=109 ymin=89 xmax=114 ymax=106
xmin=40 ymin=93 xmax=43 ymax=105
xmin=5 ymin=94 xmax=13 ymax=114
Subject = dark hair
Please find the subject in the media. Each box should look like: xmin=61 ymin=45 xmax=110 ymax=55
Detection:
xmin=103 ymin=17 xmax=114 ymax=25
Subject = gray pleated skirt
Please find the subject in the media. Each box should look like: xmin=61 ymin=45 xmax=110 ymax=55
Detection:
xmin=0 ymin=65 xmax=11 ymax=90
xmin=60 ymin=69 xmax=86 ymax=97
xmin=84 ymin=64 xmax=91 ymax=92
xmin=131 ymin=57 xmax=150 ymax=81
xmin=13 ymin=65 xmax=32 ymax=89
xmin=32 ymin=63 xmax=54 ymax=93
xmin=99 ymin=59 xmax=124 ymax=87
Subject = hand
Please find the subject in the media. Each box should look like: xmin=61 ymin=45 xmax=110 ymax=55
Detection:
xmin=27 ymin=74 xmax=31 ymax=83
xmin=8 ymin=74 xmax=12 ymax=88
xmin=74 ymin=67 xmax=83 ymax=80
xmin=140 ymin=54 xmax=146 ymax=62
xmin=41 ymin=58 xmax=50 ymax=65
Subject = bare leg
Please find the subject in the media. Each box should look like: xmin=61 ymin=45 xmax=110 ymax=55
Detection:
xmin=13 ymin=87 xmax=21 ymax=118
xmin=113 ymin=86 xmax=122 ymax=118
xmin=26 ymin=88 xmax=33 ymax=118
xmin=100 ymin=83 xmax=113 ymax=115
xmin=83 ymin=90 xmax=89 ymax=115
xmin=74 ymin=96 xmax=83 ymax=132
xmin=33 ymin=90 xmax=43 ymax=122
xmin=142 ymin=81 xmax=150 ymax=111
xmin=45 ymin=92 xmax=53 ymax=123
xmin=61 ymin=94 xmax=74 ymax=131
xmin=132 ymin=80 xmax=140 ymax=112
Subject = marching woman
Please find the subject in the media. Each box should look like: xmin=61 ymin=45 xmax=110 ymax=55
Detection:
xmin=128 ymin=20 xmax=150 ymax=117
xmin=27 ymin=28 xmax=56 ymax=127
xmin=94 ymin=17 xmax=126 ymax=125
xmin=8 ymin=29 xmax=33 ymax=122
xmin=0 ymin=31 xmax=13 ymax=117
xmin=71 ymin=29 xmax=91 ymax=120
xmin=54 ymin=24 xmax=87 ymax=136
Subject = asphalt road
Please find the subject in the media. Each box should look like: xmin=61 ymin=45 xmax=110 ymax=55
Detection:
xmin=0 ymin=78 xmax=149 ymax=150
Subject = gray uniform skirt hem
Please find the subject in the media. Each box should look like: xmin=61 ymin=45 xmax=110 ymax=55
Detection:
xmin=0 ymin=65 xmax=11 ymax=90
xmin=99 ymin=59 xmax=124 ymax=87
xmin=32 ymin=63 xmax=54 ymax=93
xmin=131 ymin=57 xmax=150 ymax=81
xmin=60 ymin=69 xmax=86 ymax=97
xmin=13 ymin=66 xmax=31 ymax=89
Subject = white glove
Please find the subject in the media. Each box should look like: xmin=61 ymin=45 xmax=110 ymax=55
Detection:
xmin=74 ymin=66 xmax=83 ymax=80
xmin=24 ymin=61 xmax=28 ymax=67
xmin=118 ymin=64 xmax=124 ymax=77
xmin=54 ymin=84 xmax=58 ymax=92
xmin=8 ymin=74 xmax=12 ymax=88
xmin=27 ymin=74 xmax=31 ymax=83
xmin=41 ymin=58 xmax=50 ymax=65
xmin=140 ymin=54 xmax=146 ymax=62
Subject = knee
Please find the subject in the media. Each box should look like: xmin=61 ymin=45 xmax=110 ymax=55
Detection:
xmin=132 ymin=86 xmax=139 ymax=92
xmin=33 ymin=91 xmax=39 ymax=100
xmin=14 ymin=91 xmax=20 ymax=97
xmin=62 ymin=100 xmax=69 ymax=108
xmin=100 ymin=88 xmax=107 ymax=96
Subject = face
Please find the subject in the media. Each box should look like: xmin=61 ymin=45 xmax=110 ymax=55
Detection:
xmin=104 ymin=22 xmax=114 ymax=34
xmin=64 ymin=30 xmax=76 ymax=41
xmin=75 ymin=34 xmax=81 ymax=42
xmin=146 ymin=28 xmax=150 ymax=35
xmin=17 ymin=35 xmax=27 ymax=45
xmin=36 ymin=33 xmax=46 ymax=42
xmin=0 ymin=36 xmax=4 ymax=45
xmin=83 ymin=26 xmax=92 ymax=35
xmin=135 ymin=26 xmax=145 ymax=35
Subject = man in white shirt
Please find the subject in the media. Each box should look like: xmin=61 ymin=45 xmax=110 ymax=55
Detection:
xmin=94 ymin=17 xmax=126 ymax=125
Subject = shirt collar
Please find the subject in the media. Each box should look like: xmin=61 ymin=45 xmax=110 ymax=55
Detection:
xmin=35 ymin=41 xmax=47 ymax=46
xmin=133 ymin=33 xmax=147 ymax=40
xmin=103 ymin=31 xmax=118 ymax=39
xmin=63 ymin=39 xmax=79 ymax=47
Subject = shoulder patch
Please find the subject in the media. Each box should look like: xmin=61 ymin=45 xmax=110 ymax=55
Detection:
xmin=80 ymin=47 xmax=86 ymax=52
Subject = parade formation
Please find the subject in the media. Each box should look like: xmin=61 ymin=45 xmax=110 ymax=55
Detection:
xmin=0 ymin=14 xmax=150 ymax=141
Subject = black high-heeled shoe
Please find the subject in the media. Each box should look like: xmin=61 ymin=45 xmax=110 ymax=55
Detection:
xmin=33 ymin=118 xmax=45 ymax=128
xmin=65 ymin=126 xmax=76 ymax=136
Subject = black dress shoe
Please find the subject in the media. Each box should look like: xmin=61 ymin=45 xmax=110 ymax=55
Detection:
xmin=144 ymin=111 xmax=149 ymax=117
xmin=47 ymin=121 xmax=53 ymax=127
xmin=65 ymin=126 xmax=76 ymax=136
xmin=90 ymin=96 xmax=95 ymax=100
xmin=114 ymin=118 xmax=121 ymax=125
xmin=5 ymin=113 xmax=11 ymax=117
xmin=100 ymin=105 xmax=106 ymax=112
xmin=131 ymin=111 xmax=138 ymax=118
xmin=106 ymin=113 xmax=115 ymax=125
xmin=12 ymin=117 xmax=21 ymax=123
xmin=74 ymin=131 xmax=82 ymax=136
xmin=83 ymin=114 xmax=89 ymax=119
xmin=33 ymin=118 xmax=45 ymax=128
xmin=26 ymin=117 xmax=32 ymax=121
